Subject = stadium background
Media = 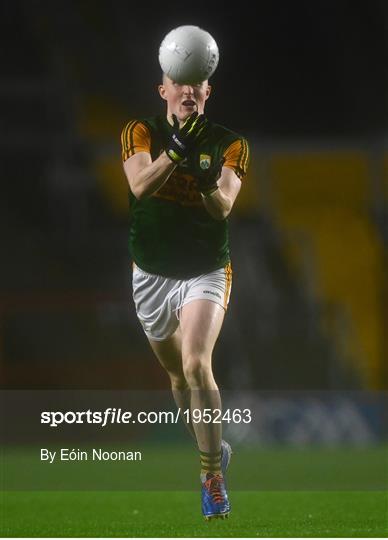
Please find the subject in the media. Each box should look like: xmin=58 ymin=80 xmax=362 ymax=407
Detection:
xmin=1 ymin=1 xmax=387 ymax=535
xmin=2 ymin=1 xmax=386 ymax=393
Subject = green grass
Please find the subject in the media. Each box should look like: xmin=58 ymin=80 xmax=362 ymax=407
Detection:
xmin=1 ymin=445 xmax=387 ymax=536
xmin=1 ymin=490 xmax=387 ymax=537
xmin=2 ymin=445 xmax=387 ymax=490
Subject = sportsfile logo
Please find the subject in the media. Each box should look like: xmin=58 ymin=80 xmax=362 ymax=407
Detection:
xmin=41 ymin=408 xmax=180 ymax=427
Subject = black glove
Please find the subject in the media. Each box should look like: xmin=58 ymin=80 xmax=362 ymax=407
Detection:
xmin=197 ymin=157 xmax=225 ymax=196
xmin=166 ymin=112 xmax=208 ymax=163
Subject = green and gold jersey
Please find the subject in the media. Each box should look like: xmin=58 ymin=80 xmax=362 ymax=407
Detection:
xmin=121 ymin=115 xmax=249 ymax=278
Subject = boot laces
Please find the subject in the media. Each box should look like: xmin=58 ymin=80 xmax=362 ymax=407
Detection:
xmin=204 ymin=474 xmax=225 ymax=504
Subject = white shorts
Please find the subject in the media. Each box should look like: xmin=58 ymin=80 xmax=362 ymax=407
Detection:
xmin=132 ymin=263 xmax=232 ymax=341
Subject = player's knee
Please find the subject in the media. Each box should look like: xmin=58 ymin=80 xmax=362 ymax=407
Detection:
xmin=182 ymin=355 xmax=212 ymax=388
xmin=170 ymin=374 xmax=189 ymax=391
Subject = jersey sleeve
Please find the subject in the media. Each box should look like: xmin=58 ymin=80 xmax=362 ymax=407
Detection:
xmin=121 ymin=120 xmax=151 ymax=162
xmin=223 ymin=138 xmax=250 ymax=179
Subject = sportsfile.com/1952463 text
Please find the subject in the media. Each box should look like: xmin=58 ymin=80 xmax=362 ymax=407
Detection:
xmin=40 ymin=408 xmax=253 ymax=427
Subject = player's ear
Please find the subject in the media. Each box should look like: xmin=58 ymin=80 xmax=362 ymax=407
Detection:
xmin=205 ymin=84 xmax=211 ymax=100
xmin=158 ymin=84 xmax=167 ymax=101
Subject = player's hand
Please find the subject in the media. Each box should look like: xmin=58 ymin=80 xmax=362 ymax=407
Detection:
xmin=197 ymin=157 xmax=225 ymax=196
xmin=166 ymin=112 xmax=208 ymax=163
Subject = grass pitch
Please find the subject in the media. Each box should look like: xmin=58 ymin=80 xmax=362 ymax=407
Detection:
xmin=1 ymin=445 xmax=387 ymax=536
xmin=1 ymin=490 xmax=387 ymax=537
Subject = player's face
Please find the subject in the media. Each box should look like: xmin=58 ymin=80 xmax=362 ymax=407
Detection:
xmin=158 ymin=76 xmax=211 ymax=124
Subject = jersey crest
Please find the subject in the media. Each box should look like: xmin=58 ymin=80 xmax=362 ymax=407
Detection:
xmin=200 ymin=154 xmax=211 ymax=170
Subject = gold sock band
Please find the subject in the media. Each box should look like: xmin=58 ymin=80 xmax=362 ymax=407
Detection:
xmin=200 ymin=450 xmax=222 ymax=474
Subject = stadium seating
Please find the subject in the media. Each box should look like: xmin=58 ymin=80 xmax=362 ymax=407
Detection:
xmin=270 ymin=151 xmax=385 ymax=388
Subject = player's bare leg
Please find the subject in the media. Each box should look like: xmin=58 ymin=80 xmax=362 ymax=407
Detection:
xmin=179 ymin=299 xmax=224 ymax=454
xmin=179 ymin=299 xmax=230 ymax=519
xmin=148 ymin=299 xmax=231 ymax=519
xmin=148 ymin=328 xmax=196 ymax=439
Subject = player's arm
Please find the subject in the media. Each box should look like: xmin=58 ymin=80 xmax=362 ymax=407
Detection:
xmin=123 ymin=151 xmax=176 ymax=200
xmin=201 ymin=167 xmax=241 ymax=220
xmin=121 ymin=120 xmax=177 ymax=200
xmin=199 ymin=138 xmax=249 ymax=220
xmin=122 ymin=113 xmax=208 ymax=200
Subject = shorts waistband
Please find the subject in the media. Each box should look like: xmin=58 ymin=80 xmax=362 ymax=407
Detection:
xmin=132 ymin=262 xmax=230 ymax=280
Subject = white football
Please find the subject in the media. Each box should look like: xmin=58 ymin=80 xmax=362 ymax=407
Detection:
xmin=159 ymin=25 xmax=219 ymax=84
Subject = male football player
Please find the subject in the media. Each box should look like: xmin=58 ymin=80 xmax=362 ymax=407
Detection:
xmin=121 ymin=74 xmax=249 ymax=519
